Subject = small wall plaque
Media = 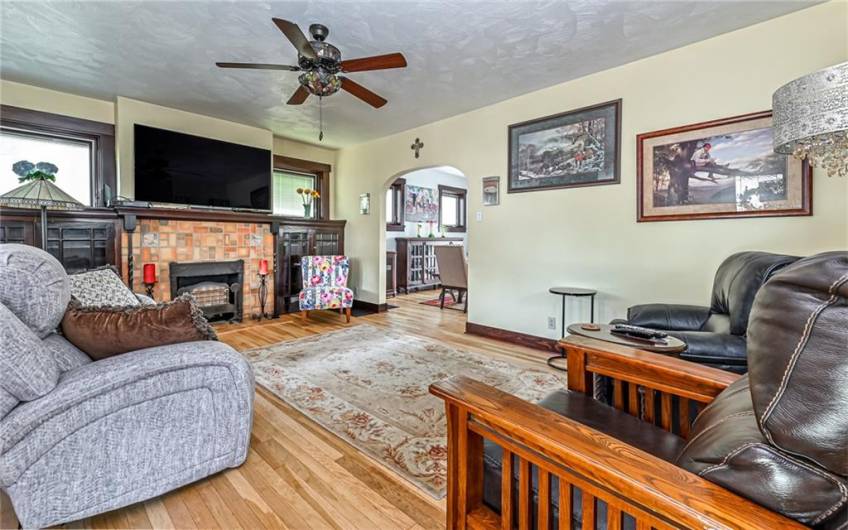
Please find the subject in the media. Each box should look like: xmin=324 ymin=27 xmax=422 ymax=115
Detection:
xmin=482 ymin=176 xmax=500 ymax=206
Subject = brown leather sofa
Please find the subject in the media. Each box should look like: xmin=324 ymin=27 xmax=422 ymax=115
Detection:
xmin=677 ymin=251 xmax=848 ymax=528
xmin=432 ymin=251 xmax=847 ymax=529
xmin=612 ymin=251 xmax=799 ymax=373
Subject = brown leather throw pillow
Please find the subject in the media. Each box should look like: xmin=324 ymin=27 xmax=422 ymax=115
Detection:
xmin=61 ymin=293 xmax=218 ymax=360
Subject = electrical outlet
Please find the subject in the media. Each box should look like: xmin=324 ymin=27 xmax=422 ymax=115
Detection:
xmin=547 ymin=316 xmax=557 ymax=330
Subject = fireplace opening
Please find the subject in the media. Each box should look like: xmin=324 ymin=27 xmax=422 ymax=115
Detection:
xmin=169 ymin=260 xmax=244 ymax=323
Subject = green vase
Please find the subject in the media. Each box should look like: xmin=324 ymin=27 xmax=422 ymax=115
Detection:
xmin=303 ymin=204 xmax=312 ymax=218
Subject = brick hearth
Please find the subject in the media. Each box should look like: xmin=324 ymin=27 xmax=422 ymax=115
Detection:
xmin=121 ymin=219 xmax=275 ymax=318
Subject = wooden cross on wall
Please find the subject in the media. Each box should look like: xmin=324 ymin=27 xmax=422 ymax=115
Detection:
xmin=411 ymin=138 xmax=424 ymax=158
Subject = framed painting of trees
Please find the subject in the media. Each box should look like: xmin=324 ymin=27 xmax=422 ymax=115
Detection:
xmin=508 ymin=99 xmax=621 ymax=193
xmin=637 ymin=111 xmax=812 ymax=222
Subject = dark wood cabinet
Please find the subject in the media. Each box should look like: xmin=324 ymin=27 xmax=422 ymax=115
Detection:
xmin=386 ymin=250 xmax=397 ymax=297
xmin=0 ymin=219 xmax=33 ymax=245
xmin=0 ymin=211 xmax=120 ymax=273
xmin=395 ymin=237 xmax=463 ymax=294
xmin=274 ymin=219 xmax=346 ymax=314
xmin=45 ymin=221 xmax=119 ymax=273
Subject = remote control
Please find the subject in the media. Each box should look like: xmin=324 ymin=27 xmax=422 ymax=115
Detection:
xmin=611 ymin=324 xmax=668 ymax=340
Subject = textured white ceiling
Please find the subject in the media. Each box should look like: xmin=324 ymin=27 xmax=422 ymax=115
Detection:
xmin=0 ymin=1 xmax=817 ymax=148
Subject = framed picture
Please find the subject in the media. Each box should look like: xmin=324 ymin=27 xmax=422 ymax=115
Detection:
xmin=637 ymin=111 xmax=812 ymax=222
xmin=482 ymin=176 xmax=500 ymax=206
xmin=405 ymin=185 xmax=438 ymax=222
xmin=359 ymin=193 xmax=370 ymax=215
xmin=508 ymin=99 xmax=621 ymax=193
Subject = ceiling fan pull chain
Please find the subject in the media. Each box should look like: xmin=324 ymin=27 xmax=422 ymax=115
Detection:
xmin=319 ymin=96 xmax=324 ymax=142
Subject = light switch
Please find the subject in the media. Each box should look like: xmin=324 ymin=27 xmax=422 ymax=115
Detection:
xmin=475 ymin=211 xmax=483 ymax=221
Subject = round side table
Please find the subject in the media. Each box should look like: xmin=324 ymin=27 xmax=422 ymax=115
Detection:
xmin=547 ymin=286 xmax=597 ymax=371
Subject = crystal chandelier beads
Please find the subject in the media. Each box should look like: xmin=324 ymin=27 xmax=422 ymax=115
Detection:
xmin=773 ymin=62 xmax=848 ymax=177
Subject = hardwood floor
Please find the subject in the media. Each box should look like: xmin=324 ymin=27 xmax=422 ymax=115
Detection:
xmin=36 ymin=291 xmax=553 ymax=530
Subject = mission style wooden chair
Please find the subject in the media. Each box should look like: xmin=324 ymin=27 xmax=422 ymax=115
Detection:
xmin=430 ymin=342 xmax=799 ymax=529
xmin=429 ymin=251 xmax=847 ymax=530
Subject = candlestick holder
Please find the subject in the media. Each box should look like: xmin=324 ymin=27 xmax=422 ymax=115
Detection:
xmin=142 ymin=263 xmax=157 ymax=301
xmin=255 ymin=273 xmax=269 ymax=320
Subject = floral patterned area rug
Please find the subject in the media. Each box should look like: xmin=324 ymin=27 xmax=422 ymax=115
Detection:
xmin=243 ymin=324 xmax=566 ymax=499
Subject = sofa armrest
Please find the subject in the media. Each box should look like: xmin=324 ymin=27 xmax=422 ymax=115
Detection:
xmin=0 ymin=340 xmax=254 ymax=486
xmin=671 ymin=331 xmax=748 ymax=365
xmin=430 ymin=376 xmax=806 ymax=530
xmin=625 ymin=303 xmax=711 ymax=331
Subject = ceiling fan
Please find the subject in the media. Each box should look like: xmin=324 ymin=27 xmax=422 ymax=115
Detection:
xmin=216 ymin=18 xmax=407 ymax=110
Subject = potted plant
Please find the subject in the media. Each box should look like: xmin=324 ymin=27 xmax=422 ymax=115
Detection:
xmin=296 ymin=187 xmax=320 ymax=218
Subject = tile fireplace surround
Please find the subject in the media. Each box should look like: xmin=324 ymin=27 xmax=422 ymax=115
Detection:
xmin=121 ymin=219 xmax=275 ymax=318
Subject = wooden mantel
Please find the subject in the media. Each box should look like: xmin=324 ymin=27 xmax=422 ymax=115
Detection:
xmin=0 ymin=205 xmax=347 ymax=319
xmin=0 ymin=204 xmax=344 ymax=228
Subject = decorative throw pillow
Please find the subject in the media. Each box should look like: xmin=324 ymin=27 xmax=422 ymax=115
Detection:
xmin=60 ymin=293 xmax=218 ymax=360
xmin=69 ymin=266 xmax=139 ymax=307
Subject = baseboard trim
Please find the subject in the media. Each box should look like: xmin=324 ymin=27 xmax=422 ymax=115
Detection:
xmin=465 ymin=322 xmax=560 ymax=353
xmin=353 ymin=300 xmax=389 ymax=313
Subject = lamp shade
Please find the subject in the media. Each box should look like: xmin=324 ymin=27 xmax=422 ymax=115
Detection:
xmin=0 ymin=177 xmax=84 ymax=210
xmin=773 ymin=61 xmax=848 ymax=177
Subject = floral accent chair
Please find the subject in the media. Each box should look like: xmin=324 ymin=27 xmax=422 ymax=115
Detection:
xmin=298 ymin=255 xmax=354 ymax=322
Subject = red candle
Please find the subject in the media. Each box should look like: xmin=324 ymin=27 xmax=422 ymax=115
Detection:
xmin=143 ymin=263 xmax=156 ymax=284
xmin=259 ymin=259 xmax=269 ymax=276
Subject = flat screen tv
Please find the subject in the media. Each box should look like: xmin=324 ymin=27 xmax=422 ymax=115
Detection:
xmin=134 ymin=124 xmax=271 ymax=211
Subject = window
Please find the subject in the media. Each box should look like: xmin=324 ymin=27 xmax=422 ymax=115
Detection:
xmin=386 ymin=178 xmax=405 ymax=231
xmin=273 ymin=155 xmax=331 ymax=220
xmin=439 ymin=185 xmax=467 ymax=232
xmin=273 ymin=170 xmax=317 ymax=217
xmin=0 ymin=130 xmax=94 ymax=206
xmin=0 ymin=105 xmax=116 ymax=208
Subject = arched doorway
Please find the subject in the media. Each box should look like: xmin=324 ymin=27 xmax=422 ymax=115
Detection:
xmin=379 ymin=165 xmax=468 ymax=307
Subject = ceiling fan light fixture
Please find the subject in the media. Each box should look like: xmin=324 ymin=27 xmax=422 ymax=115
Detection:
xmin=299 ymin=70 xmax=342 ymax=97
xmin=218 ymin=18 xmax=406 ymax=116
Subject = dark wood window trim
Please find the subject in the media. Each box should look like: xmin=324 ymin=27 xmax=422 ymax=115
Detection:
xmin=0 ymin=104 xmax=116 ymax=208
xmin=273 ymin=154 xmax=332 ymax=220
xmin=438 ymin=184 xmax=467 ymax=232
xmin=386 ymin=177 xmax=406 ymax=232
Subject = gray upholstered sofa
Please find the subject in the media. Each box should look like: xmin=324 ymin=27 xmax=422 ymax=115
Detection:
xmin=0 ymin=244 xmax=255 ymax=528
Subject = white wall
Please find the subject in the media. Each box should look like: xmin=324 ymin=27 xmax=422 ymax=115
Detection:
xmin=0 ymin=79 xmax=115 ymax=124
xmin=386 ymin=166 xmax=468 ymax=251
xmin=334 ymin=1 xmax=848 ymax=338
xmin=273 ymin=136 xmax=337 ymax=168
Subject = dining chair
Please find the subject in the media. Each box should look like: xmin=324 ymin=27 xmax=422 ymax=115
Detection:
xmin=434 ymin=245 xmax=467 ymax=313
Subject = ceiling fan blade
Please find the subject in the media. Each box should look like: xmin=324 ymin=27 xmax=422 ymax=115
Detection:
xmin=340 ymin=52 xmax=407 ymax=73
xmin=340 ymin=77 xmax=387 ymax=108
xmin=287 ymin=85 xmax=310 ymax=105
xmin=272 ymin=18 xmax=317 ymax=60
xmin=216 ymin=62 xmax=300 ymax=71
